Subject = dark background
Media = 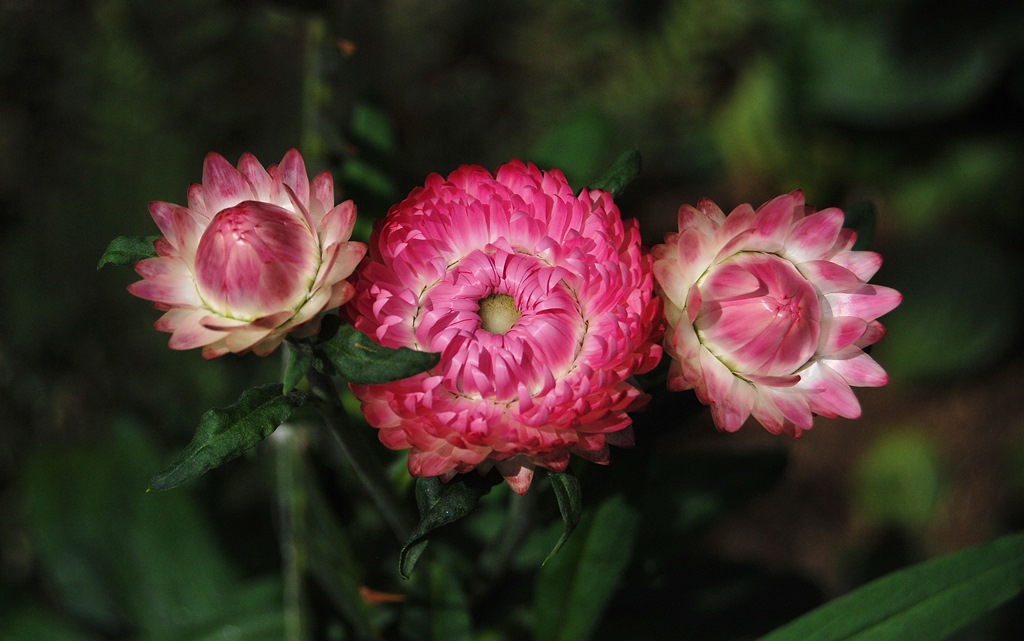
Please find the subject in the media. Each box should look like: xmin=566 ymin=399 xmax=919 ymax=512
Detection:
xmin=2 ymin=0 xmax=1023 ymax=639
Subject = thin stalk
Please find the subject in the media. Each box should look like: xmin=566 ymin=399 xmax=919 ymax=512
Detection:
xmin=274 ymin=424 xmax=311 ymax=641
xmin=307 ymin=368 xmax=412 ymax=541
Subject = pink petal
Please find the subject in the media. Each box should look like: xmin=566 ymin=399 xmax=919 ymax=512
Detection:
xmin=202 ymin=152 xmax=254 ymax=212
xmin=148 ymin=201 xmax=179 ymax=246
xmin=675 ymin=227 xmax=714 ymax=286
xmin=855 ymin=320 xmax=887 ymax=348
xmin=278 ymin=148 xmax=310 ymax=210
xmin=314 ymin=241 xmax=366 ymax=292
xmin=716 ymin=203 xmax=756 ymax=247
xmin=824 ymin=348 xmax=888 ymax=387
xmin=709 ymin=375 xmax=756 ymax=432
xmin=496 ymin=458 xmax=536 ymax=495
xmin=236 ymin=152 xmax=273 ymax=200
xmin=677 ymin=203 xmax=718 ymax=237
xmin=824 ymin=285 xmax=902 ymax=321
xmin=311 ymin=170 xmax=335 ymax=222
xmin=802 ymin=361 xmax=862 ymax=419
xmin=187 ymin=183 xmax=207 ymax=216
xmin=167 ymin=310 xmax=229 ymax=351
xmin=317 ymin=201 xmax=358 ymax=248
xmin=653 ymin=259 xmax=690 ymax=311
xmin=818 ymin=316 xmax=868 ymax=354
xmin=128 ymin=261 xmax=201 ymax=307
xmin=831 ymin=250 xmax=882 ymax=282
xmin=758 ymin=386 xmax=813 ymax=433
xmin=170 ymin=205 xmax=206 ymax=266
xmin=797 ymin=260 xmax=861 ymax=294
xmin=785 ymin=208 xmax=844 ymax=263
xmin=750 ymin=193 xmax=799 ymax=250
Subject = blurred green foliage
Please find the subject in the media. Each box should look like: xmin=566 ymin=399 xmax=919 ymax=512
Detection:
xmin=3 ymin=0 xmax=1024 ymax=638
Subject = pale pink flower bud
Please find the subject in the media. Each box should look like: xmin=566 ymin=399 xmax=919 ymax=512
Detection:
xmin=347 ymin=161 xmax=663 ymax=493
xmin=652 ymin=192 xmax=902 ymax=436
xmin=129 ymin=150 xmax=366 ymax=358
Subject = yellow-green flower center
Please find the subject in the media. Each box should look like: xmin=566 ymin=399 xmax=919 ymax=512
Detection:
xmin=478 ymin=293 xmax=521 ymax=335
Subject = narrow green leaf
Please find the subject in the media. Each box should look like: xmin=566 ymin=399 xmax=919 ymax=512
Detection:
xmin=400 ymin=476 xmax=493 ymax=580
xmin=149 ymin=384 xmax=306 ymax=491
xmin=758 ymin=531 xmax=1024 ymax=641
xmin=543 ymin=471 xmax=582 ymax=565
xmin=317 ymin=324 xmax=440 ymax=385
xmin=283 ymin=343 xmax=314 ymax=394
xmin=588 ymin=150 xmax=641 ymax=197
xmin=535 ymin=494 xmax=638 ymax=641
xmin=96 ymin=235 xmax=160 ymax=270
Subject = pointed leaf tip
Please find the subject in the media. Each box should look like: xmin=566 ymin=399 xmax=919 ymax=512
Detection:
xmin=148 ymin=384 xmax=306 ymax=491
xmin=97 ymin=235 xmax=161 ymax=270
xmin=282 ymin=342 xmax=314 ymax=394
xmin=543 ymin=470 xmax=582 ymax=566
xmin=589 ymin=150 xmax=641 ymax=198
xmin=316 ymin=324 xmax=440 ymax=385
xmin=758 ymin=531 xmax=1024 ymax=641
xmin=399 ymin=476 xmax=493 ymax=579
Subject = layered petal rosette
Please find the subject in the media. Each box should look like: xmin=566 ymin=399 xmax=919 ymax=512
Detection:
xmin=653 ymin=191 xmax=902 ymax=436
xmin=129 ymin=150 xmax=366 ymax=358
xmin=348 ymin=161 xmax=662 ymax=493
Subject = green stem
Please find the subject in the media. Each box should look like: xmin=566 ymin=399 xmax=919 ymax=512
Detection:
xmin=307 ymin=368 xmax=413 ymax=541
xmin=274 ymin=424 xmax=311 ymax=641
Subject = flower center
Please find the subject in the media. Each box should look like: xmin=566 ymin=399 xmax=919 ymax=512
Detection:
xmin=477 ymin=293 xmax=521 ymax=335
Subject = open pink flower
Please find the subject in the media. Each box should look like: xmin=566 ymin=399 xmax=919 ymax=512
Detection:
xmin=653 ymin=191 xmax=902 ymax=436
xmin=348 ymin=161 xmax=662 ymax=493
xmin=129 ymin=149 xmax=366 ymax=358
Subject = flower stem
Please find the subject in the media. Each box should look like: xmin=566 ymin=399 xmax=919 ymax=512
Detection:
xmin=306 ymin=368 xmax=413 ymax=541
xmin=273 ymin=424 xmax=311 ymax=641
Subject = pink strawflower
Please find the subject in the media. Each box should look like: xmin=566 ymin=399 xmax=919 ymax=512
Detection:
xmin=129 ymin=149 xmax=366 ymax=358
xmin=348 ymin=161 xmax=662 ymax=493
xmin=652 ymin=191 xmax=902 ymax=436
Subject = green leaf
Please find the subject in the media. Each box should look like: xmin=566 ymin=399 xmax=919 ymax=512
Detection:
xmin=588 ymin=149 xmax=641 ymax=197
xmin=317 ymin=324 xmax=440 ymax=385
xmin=283 ymin=343 xmax=314 ymax=394
xmin=96 ymin=235 xmax=160 ymax=269
xmin=758 ymin=531 xmax=1024 ymax=641
xmin=400 ymin=476 xmax=493 ymax=580
xmin=23 ymin=420 xmax=247 ymax=635
xmin=149 ymin=384 xmax=306 ymax=491
xmin=535 ymin=494 xmax=638 ymax=641
xmin=543 ymin=471 xmax=582 ymax=565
